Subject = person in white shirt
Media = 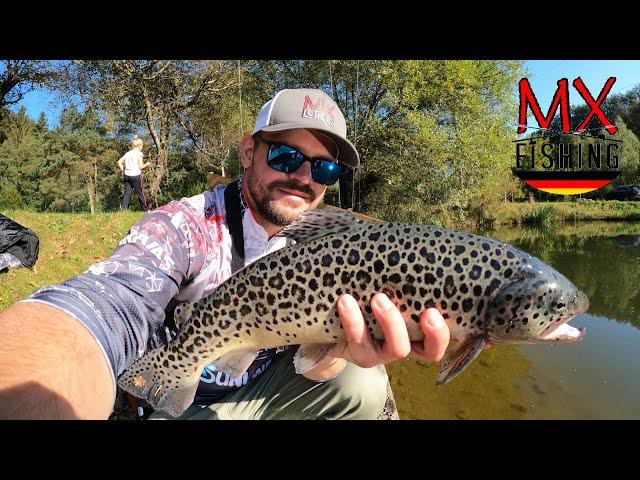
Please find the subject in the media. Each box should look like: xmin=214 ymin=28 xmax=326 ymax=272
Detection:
xmin=117 ymin=136 xmax=152 ymax=211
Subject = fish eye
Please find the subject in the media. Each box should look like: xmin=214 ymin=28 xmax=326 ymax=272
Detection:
xmin=555 ymin=302 xmax=565 ymax=310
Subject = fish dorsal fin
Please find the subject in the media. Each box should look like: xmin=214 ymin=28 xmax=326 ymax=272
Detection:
xmin=276 ymin=209 xmax=363 ymax=244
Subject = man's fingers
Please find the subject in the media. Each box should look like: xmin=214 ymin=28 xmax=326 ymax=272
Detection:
xmin=336 ymin=294 xmax=378 ymax=366
xmin=414 ymin=308 xmax=450 ymax=362
xmin=370 ymin=293 xmax=411 ymax=361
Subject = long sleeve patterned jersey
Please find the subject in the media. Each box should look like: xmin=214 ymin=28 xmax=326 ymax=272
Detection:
xmin=21 ymin=180 xmax=291 ymax=406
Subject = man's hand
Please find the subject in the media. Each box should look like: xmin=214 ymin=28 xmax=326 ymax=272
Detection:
xmin=301 ymin=293 xmax=451 ymax=381
xmin=331 ymin=293 xmax=450 ymax=367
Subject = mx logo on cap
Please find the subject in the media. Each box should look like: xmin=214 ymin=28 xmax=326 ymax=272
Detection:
xmin=301 ymin=94 xmax=336 ymax=128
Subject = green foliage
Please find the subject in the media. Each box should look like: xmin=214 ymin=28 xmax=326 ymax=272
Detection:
xmin=521 ymin=205 xmax=556 ymax=227
xmin=3 ymin=60 xmax=530 ymax=220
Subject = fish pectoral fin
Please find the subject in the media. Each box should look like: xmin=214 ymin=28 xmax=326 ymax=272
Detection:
xmin=211 ymin=349 xmax=259 ymax=378
xmin=173 ymin=300 xmax=195 ymax=329
xmin=293 ymin=343 xmax=336 ymax=374
xmin=436 ymin=336 xmax=486 ymax=385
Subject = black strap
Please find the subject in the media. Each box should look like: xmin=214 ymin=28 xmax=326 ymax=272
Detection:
xmin=224 ymin=180 xmax=246 ymax=274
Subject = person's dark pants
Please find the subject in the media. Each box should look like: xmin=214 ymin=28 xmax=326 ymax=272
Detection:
xmin=121 ymin=174 xmax=148 ymax=211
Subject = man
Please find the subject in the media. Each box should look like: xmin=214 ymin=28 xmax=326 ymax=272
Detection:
xmin=0 ymin=88 xmax=450 ymax=420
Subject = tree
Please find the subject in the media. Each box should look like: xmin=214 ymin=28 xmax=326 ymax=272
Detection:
xmin=58 ymin=60 xmax=239 ymax=207
xmin=49 ymin=106 xmax=119 ymax=213
xmin=0 ymin=60 xmax=53 ymax=118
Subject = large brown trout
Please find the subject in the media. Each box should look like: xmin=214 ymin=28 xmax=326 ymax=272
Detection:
xmin=118 ymin=210 xmax=589 ymax=417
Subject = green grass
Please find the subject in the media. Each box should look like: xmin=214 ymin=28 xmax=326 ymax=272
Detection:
xmin=0 ymin=210 xmax=143 ymax=311
xmin=489 ymin=200 xmax=640 ymax=227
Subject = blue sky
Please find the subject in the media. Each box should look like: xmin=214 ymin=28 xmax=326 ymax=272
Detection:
xmin=9 ymin=60 xmax=640 ymax=130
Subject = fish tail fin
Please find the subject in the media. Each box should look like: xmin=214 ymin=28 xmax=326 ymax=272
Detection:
xmin=117 ymin=348 xmax=201 ymax=418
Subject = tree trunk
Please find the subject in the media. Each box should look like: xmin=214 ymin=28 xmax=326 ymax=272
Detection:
xmin=93 ymin=159 xmax=99 ymax=209
xmin=149 ymin=127 xmax=169 ymax=207
xmin=339 ymin=168 xmax=355 ymax=210
xmin=87 ymin=175 xmax=95 ymax=214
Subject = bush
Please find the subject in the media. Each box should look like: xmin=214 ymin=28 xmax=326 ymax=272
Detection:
xmin=521 ymin=205 xmax=556 ymax=227
xmin=0 ymin=184 xmax=24 ymax=210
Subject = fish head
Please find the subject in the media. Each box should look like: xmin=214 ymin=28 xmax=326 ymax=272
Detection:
xmin=485 ymin=255 xmax=589 ymax=344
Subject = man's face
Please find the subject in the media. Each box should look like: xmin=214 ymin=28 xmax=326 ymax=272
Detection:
xmin=241 ymin=128 xmax=338 ymax=230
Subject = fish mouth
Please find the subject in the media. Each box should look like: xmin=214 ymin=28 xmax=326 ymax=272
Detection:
xmin=539 ymin=320 xmax=586 ymax=343
xmin=538 ymin=290 xmax=589 ymax=344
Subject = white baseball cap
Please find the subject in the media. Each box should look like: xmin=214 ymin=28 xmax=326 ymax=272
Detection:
xmin=253 ymin=88 xmax=360 ymax=168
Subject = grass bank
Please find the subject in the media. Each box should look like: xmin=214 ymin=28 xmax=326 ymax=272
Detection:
xmin=486 ymin=200 xmax=640 ymax=227
xmin=0 ymin=210 xmax=143 ymax=311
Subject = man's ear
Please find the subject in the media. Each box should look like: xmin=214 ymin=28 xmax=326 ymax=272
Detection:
xmin=239 ymin=134 xmax=257 ymax=169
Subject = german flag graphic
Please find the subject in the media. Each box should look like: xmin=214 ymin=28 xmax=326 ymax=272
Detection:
xmin=512 ymin=170 xmax=620 ymax=195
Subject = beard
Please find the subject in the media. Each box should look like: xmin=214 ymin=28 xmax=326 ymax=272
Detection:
xmin=243 ymin=170 xmax=321 ymax=227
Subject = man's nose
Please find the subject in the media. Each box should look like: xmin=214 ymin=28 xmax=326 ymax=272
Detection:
xmin=289 ymin=159 xmax=313 ymax=185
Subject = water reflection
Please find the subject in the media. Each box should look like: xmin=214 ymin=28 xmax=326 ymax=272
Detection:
xmin=388 ymin=221 xmax=640 ymax=419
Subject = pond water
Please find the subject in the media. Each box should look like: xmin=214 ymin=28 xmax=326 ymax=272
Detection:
xmin=386 ymin=221 xmax=640 ymax=419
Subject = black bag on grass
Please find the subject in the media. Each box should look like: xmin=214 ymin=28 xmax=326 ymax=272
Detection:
xmin=0 ymin=213 xmax=39 ymax=269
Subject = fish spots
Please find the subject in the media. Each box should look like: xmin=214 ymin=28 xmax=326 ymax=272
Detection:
xmin=268 ymin=274 xmax=284 ymax=289
xmin=348 ymin=250 xmax=360 ymax=265
xmin=490 ymin=259 xmax=501 ymax=271
xmin=368 ymin=232 xmax=381 ymax=241
xmin=388 ymin=251 xmax=400 ymax=267
xmin=309 ymin=278 xmax=319 ymax=291
xmin=291 ymin=284 xmax=306 ymax=303
xmin=322 ymin=272 xmax=336 ymax=288
xmin=444 ymin=275 xmax=457 ymax=298
xmin=374 ymin=260 xmax=385 ymax=274
xmin=321 ymin=254 xmax=333 ymax=267
xmin=484 ymin=279 xmax=501 ymax=297
xmin=419 ymin=247 xmax=436 ymax=264
xmin=453 ymin=245 xmax=466 ymax=255
xmin=462 ymin=298 xmax=474 ymax=312
xmin=469 ymin=265 xmax=482 ymax=280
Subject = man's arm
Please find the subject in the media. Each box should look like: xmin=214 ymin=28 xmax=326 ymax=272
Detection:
xmin=138 ymin=156 xmax=151 ymax=170
xmin=117 ymin=157 xmax=125 ymax=173
xmin=0 ymin=202 xmax=213 ymax=419
xmin=0 ymin=302 xmax=114 ymax=419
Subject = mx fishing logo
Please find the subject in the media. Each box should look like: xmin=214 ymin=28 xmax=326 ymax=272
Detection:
xmin=512 ymin=77 xmax=622 ymax=195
